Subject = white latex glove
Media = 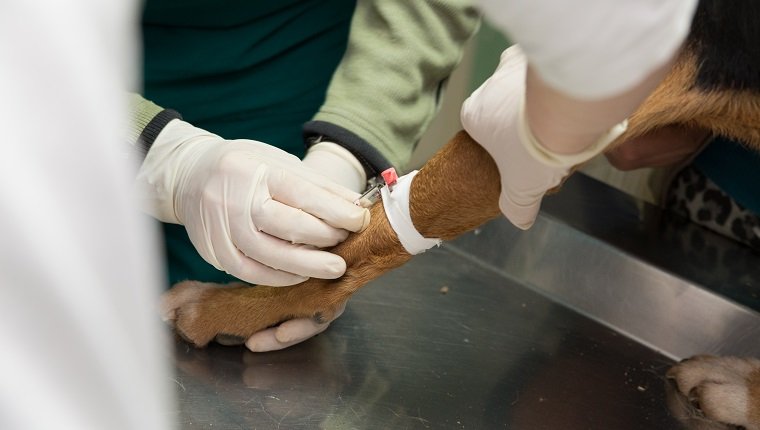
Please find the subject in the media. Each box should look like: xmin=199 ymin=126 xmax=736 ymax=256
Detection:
xmin=245 ymin=302 xmax=347 ymax=352
xmin=303 ymin=141 xmax=367 ymax=193
xmin=461 ymin=46 xmax=627 ymax=229
xmin=136 ymin=119 xmax=370 ymax=286
xmin=245 ymin=141 xmax=365 ymax=352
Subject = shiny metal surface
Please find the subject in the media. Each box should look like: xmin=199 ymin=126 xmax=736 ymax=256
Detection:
xmin=542 ymin=173 xmax=760 ymax=313
xmin=172 ymin=173 xmax=760 ymax=429
xmin=449 ymin=215 xmax=760 ymax=360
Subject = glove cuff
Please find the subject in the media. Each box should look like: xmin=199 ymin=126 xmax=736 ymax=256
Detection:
xmin=518 ymin=97 xmax=628 ymax=169
xmin=136 ymin=119 xmax=219 ymax=223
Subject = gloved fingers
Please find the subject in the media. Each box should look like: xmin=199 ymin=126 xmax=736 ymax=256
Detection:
xmin=252 ymin=198 xmax=349 ymax=248
xmin=269 ymin=169 xmax=370 ymax=233
xmin=230 ymin=230 xmax=347 ymax=280
xmin=197 ymin=224 xmax=343 ymax=284
xmin=185 ymin=187 xmax=347 ymax=282
xmin=245 ymin=321 xmax=329 ymax=352
xmin=499 ymin=193 xmax=542 ymax=231
xmin=237 ymin=142 xmax=362 ymax=202
xmin=293 ymin=166 xmax=364 ymax=202
xmin=199 ymin=237 xmax=312 ymax=287
xmin=245 ymin=302 xmax=346 ymax=352
xmin=222 ymin=255 xmax=308 ymax=287
xmin=188 ymin=224 xmax=309 ymax=286
xmin=496 ymin=159 xmax=566 ymax=230
xmin=275 ymin=318 xmax=330 ymax=344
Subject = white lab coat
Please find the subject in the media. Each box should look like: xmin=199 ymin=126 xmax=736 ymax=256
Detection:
xmin=478 ymin=0 xmax=699 ymax=99
xmin=0 ymin=1 xmax=172 ymax=429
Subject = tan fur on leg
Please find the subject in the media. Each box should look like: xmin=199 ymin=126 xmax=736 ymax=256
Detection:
xmin=749 ymin=367 xmax=760 ymax=428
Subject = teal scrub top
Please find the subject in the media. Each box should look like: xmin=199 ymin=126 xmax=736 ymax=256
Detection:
xmin=141 ymin=0 xmax=356 ymax=284
xmin=693 ymin=136 xmax=760 ymax=216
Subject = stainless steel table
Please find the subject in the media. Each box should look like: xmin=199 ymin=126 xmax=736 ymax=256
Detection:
xmin=171 ymin=174 xmax=760 ymax=429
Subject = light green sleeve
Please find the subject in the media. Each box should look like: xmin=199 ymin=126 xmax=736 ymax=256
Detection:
xmin=125 ymin=93 xmax=182 ymax=157
xmin=303 ymin=0 xmax=480 ymax=175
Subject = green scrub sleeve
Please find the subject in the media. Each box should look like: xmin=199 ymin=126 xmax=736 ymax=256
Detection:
xmin=126 ymin=93 xmax=182 ymax=157
xmin=303 ymin=0 xmax=480 ymax=176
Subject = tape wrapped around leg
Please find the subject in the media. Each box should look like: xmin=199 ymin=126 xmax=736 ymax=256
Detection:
xmin=380 ymin=170 xmax=442 ymax=255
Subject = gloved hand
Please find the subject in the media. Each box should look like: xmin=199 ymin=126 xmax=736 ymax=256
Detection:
xmin=246 ymin=141 xmax=366 ymax=352
xmin=461 ymin=46 xmax=627 ymax=229
xmin=136 ymin=119 xmax=370 ymax=286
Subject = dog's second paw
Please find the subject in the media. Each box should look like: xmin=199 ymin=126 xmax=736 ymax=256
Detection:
xmin=666 ymin=355 xmax=760 ymax=430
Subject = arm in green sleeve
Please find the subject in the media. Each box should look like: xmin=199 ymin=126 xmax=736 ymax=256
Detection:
xmin=126 ymin=93 xmax=182 ymax=157
xmin=303 ymin=0 xmax=480 ymax=176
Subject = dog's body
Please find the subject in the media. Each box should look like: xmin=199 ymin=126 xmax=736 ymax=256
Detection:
xmin=163 ymin=2 xmax=760 ymax=428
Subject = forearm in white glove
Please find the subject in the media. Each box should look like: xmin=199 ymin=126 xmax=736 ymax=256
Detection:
xmin=245 ymin=141 xmax=367 ymax=352
xmin=461 ymin=46 xmax=627 ymax=229
xmin=135 ymin=119 xmax=370 ymax=286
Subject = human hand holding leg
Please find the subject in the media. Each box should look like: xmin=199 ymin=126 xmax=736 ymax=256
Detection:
xmin=136 ymin=119 xmax=370 ymax=287
xmin=460 ymin=45 xmax=664 ymax=229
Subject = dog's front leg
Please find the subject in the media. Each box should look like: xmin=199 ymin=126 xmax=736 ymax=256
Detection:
xmin=162 ymin=131 xmax=502 ymax=347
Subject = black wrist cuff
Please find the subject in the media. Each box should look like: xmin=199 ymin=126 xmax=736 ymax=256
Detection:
xmin=303 ymin=120 xmax=393 ymax=179
xmin=136 ymin=109 xmax=182 ymax=157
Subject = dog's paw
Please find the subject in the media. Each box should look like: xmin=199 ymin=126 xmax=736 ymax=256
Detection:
xmin=160 ymin=280 xmax=214 ymax=322
xmin=666 ymin=355 xmax=760 ymax=430
xmin=161 ymin=279 xmax=349 ymax=349
xmin=161 ymin=281 xmax=252 ymax=347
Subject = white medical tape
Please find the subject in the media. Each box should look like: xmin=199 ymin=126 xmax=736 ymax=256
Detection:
xmin=380 ymin=170 xmax=442 ymax=255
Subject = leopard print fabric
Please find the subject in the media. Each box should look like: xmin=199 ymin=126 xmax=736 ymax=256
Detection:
xmin=666 ymin=165 xmax=760 ymax=251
